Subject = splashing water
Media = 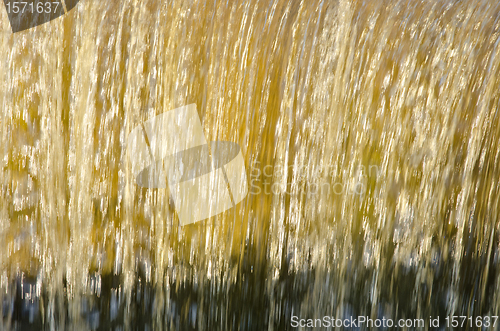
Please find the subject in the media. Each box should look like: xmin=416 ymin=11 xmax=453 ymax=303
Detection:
xmin=1 ymin=0 xmax=500 ymax=329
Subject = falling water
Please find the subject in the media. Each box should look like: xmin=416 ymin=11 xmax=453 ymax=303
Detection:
xmin=1 ymin=0 xmax=500 ymax=329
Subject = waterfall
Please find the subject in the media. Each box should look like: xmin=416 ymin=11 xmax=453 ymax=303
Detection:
xmin=1 ymin=0 xmax=500 ymax=329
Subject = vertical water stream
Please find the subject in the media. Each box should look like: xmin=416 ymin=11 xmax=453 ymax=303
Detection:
xmin=1 ymin=0 xmax=500 ymax=329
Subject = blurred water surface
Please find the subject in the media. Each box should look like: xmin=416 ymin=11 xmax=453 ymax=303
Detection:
xmin=1 ymin=0 xmax=500 ymax=329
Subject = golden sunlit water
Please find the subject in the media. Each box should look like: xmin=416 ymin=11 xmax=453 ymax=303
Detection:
xmin=1 ymin=0 xmax=500 ymax=329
